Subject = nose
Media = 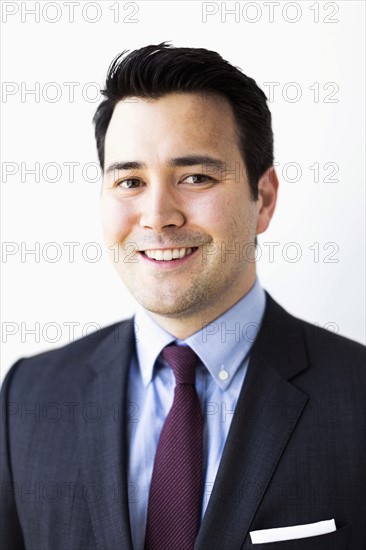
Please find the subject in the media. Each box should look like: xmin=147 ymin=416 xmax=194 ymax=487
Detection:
xmin=139 ymin=182 xmax=186 ymax=231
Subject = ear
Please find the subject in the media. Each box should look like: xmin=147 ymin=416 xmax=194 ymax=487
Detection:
xmin=256 ymin=166 xmax=279 ymax=235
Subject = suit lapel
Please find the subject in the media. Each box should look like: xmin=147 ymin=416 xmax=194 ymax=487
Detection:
xmin=79 ymin=321 xmax=136 ymax=550
xmin=195 ymin=294 xmax=309 ymax=549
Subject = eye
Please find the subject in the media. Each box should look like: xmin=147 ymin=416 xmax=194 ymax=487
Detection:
xmin=116 ymin=178 xmax=143 ymax=189
xmin=183 ymin=174 xmax=214 ymax=185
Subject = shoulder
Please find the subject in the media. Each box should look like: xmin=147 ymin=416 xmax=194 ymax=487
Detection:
xmin=262 ymin=292 xmax=365 ymax=373
xmin=265 ymin=291 xmax=364 ymax=350
xmin=1 ymin=318 xmax=135 ymax=401
xmin=299 ymin=315 xmax=365 ymax=360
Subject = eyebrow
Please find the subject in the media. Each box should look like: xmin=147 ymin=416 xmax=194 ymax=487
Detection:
xmin=105 ymin=155 xmax=226 ymax=174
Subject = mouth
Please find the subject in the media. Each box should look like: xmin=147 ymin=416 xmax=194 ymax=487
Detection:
xmin=140 ymin=246 xmax=199 ymax=262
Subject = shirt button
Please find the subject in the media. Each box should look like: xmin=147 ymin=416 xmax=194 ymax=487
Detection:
xmin=219 ymin=369 xmax=229 ymax=381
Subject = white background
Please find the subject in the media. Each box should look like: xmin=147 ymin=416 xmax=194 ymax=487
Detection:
xmin=1 ymin=0 xmax=365 ymax=383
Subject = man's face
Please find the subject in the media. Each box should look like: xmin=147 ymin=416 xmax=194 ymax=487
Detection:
xmin=101 ymin=92 xmax=261 ymax=322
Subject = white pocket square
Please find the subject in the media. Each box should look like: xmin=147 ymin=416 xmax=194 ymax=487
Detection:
xmin=250 ymin=518 xmax=336 ymax=544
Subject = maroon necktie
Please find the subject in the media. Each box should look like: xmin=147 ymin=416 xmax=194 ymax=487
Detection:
xmin=144 ymin=345 xmax=203 ymax=550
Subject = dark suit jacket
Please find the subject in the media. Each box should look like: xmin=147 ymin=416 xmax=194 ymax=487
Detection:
xmin=1 ymin=293 xmax=365 ymax=549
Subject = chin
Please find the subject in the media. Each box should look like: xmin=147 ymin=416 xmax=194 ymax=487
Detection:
xmin=134 ymin=292 xmax=200 ymax=318
xmin=138 ymin=301 xmax=188 ymax=317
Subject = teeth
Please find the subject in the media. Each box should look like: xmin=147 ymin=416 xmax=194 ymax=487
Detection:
xmin=163 ymin=250 xmax=172 ymax=261
xmin=144 ymin=247 xmax=195 ymax=261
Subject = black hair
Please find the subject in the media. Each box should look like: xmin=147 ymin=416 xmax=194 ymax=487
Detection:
xmin=93 ymin=42 xmax=273 ymax=200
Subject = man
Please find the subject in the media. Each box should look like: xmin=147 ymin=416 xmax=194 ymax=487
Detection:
xmin=1 ymin=43 xmax=365 ymax=549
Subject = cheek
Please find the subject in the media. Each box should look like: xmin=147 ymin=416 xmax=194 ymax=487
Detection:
xmin=227 ymin=208 xmax=257 ymax=245
xmin=192 ymin=192 xmax=250 ymax=237
xmin=189 ymin=191 xmax=231 ymax=222
xmin=100 ymin=197 xmax=135 ymax=241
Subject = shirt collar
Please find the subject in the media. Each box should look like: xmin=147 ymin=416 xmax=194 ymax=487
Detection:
xmin=134 ymin=277 xmax=266 ymax=390
xmin=134 ymin=308 xmax=175 ymax=387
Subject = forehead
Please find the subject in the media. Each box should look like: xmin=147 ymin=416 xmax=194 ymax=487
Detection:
xmin=104 ymin=92 xmax=240 ymax=163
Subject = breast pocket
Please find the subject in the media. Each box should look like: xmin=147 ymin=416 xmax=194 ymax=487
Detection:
xmin=249 ymin=524 xmax=351 ymax=550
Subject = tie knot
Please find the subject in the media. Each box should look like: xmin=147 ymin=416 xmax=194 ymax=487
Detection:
xmin=162 ymin=345 xmax=198 ymax=385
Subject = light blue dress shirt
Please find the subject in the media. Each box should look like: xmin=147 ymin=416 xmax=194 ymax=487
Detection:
xmin=127 ymin=278 xmax=266 ymax=550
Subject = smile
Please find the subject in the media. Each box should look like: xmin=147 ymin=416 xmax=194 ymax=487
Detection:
xmin=142 ymin=247 xmax=198 ymax=261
